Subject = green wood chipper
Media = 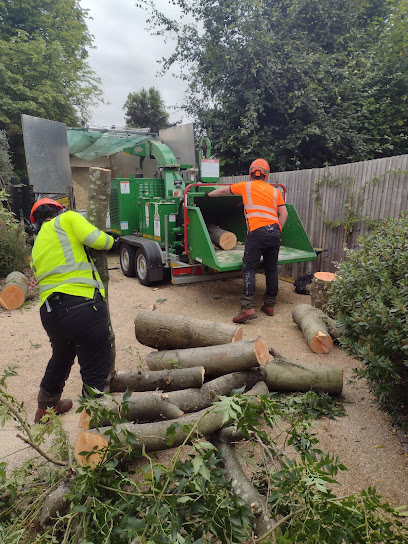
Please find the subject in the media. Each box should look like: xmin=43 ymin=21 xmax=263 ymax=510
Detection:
xmin=109 ymin=138 xmax=316 ymax=285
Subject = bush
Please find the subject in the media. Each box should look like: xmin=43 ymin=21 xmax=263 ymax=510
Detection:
xmin=0 ymin=193 xmax=31 ymax=279
xmin=329 ymin=212 xmax=408 ymax=423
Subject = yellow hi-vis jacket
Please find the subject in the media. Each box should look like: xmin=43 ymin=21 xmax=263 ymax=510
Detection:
xmin=31 ymin=211 xmax=114 ymax=305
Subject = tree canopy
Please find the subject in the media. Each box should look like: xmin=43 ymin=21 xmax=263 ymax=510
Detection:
xmin=0 ymin=0 xmax=101 ymax=171
xmin=123 ymin=87 xmax=170 ymax=133
xmin=141 ymin=0 xmax=408 ymax=174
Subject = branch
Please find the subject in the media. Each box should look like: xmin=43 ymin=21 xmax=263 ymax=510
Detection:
xmin=0 ymin=392 xmax=67 ymax=467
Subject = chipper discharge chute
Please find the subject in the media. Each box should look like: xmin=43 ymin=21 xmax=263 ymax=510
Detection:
xmin=110 ymin=138 xmax=316 ymax=286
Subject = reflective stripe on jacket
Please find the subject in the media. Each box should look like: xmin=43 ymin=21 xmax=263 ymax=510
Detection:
xmin=230 ymin=180 xmax=285 ymax=232
xmin=31 ymin=211 xmax=114 ymax=305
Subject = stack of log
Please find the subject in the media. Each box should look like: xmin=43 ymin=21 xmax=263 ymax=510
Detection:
xmin=69 ymin=311 xmax=343 ymax=536
xmin=75 ymin=311 xmax=343 ymax=464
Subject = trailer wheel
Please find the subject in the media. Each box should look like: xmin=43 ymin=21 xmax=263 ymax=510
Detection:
xmin=135 ymin=248 xmax=155 ymax=286
xmin=119 ymin=244 xmax=136 ymax=277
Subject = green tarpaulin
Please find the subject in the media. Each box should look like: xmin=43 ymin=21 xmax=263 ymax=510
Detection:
xmin=67 ymin=129 xmax=154 ymax=161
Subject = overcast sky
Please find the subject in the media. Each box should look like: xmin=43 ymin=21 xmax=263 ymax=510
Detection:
xmin=80 ymin=0 xmax=190 ymax=128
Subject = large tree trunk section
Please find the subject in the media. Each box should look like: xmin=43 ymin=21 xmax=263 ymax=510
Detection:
xmin=146 ymin=337 xmax=270 ymax=376
xmin=207 ymin=223 xmax=237 ymax=250
xmin=134 ymin=310 xmax=243 ymax=350
xmin=79 ymin=392 xmax=184 ymax=429
xmin=0 ymin=271 xmax=28 ymax=310
xmin=163 ymin=368 xmax=267 ymax=413
xmin=291 ymin=304 xmax=336 ymax=354
xmin=109 ymin=367 xmax=205 ymax=393
xmin=74 ymin=382 xmax=267 ymax=465
xmin=309 ymin=272 xmax=336 ymax=314
xmin=267 ymin=349 xmax=343 ymax=395
xmin=86 ymin=167 xmax=116 ymax=377
xmin=75 ymin=406 xmax=228 ymax=465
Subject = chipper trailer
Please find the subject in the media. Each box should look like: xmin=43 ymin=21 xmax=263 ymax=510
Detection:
xmin=109 ymin=138 xmax=317 ymax=286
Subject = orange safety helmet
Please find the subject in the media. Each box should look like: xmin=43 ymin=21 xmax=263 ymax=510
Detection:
xmin=249 ymin=158 xmax=270 ymax=180
xmin=30 ymin=198 xmax=64 ymax=223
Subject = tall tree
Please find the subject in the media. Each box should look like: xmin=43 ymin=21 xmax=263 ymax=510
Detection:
xmin=0 ymin=0 xmax=101 ymax=172
xmin=123 ymin=87 xmax=170 ymax=133
xmin=141 ymin=0 xmax=408 ymax=174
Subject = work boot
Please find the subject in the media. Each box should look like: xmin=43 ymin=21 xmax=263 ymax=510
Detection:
xmin=233 ymin=308 xmax=257 ymax=323
xmin=34 ymin=399 xmax=73 ymax=424
xmin=261 ymin=305 xmax=275 ymax=316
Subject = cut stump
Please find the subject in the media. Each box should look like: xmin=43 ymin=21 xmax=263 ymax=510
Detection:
xmin=309 ymin=271 xmax=336 ymax=313
xmin=134 ymin=310 xmax=243 ymax=350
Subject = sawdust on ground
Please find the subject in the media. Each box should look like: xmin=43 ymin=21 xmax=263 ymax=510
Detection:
xmin=0 ymin=253 xmax=407 ymax=508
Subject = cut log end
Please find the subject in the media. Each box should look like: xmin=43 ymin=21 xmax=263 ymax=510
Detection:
xmin=231 ymin=326 xmax=244 ymax=342
xmin=0 ymin=285 xmax=26 ymax=310
xmin=79 ymin=409 xmax=92 ymax=430
xmin=74 ymin=431 xmax=108 ymax=468
xmin=314 ymin=272 xmax=336 ymax=282
xmin=218 ymin=231 xmax=237 ymax=250
xmin=254 ymin=336 xmax=270 ymax=365
xmin=310 ymin=331 xmax=333 ymax=354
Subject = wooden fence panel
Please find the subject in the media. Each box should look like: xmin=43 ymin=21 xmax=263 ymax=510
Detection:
xmin=220 ymin=154 xmax=408 ymax=274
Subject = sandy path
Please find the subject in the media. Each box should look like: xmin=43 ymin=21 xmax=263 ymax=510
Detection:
xmin=1 ymin=253 xmax=407 ymax=507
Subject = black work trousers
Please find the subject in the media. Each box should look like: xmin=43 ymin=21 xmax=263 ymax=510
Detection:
xmin=240 ymin=224 xmax=281 ymax=310
xmin=38 ymin=292 xmax=111 ymax=408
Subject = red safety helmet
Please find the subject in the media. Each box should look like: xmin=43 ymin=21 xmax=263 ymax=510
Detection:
xmin=30 ymin=198 xmax=64 ymax=223
xmin=249 ymin=158 xmax=270 ymax=180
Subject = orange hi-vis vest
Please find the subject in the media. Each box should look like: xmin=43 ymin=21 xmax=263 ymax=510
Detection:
xmin=230 ymin=180 xmax=285 ymax=232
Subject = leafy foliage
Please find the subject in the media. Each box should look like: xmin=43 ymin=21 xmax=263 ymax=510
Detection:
xmin=123 ymin=87 xmax=170 ymax=133
xmin=0 ymin=0 xmax=101 ymax=171
xmin=0 ymin=190 xmax=30 ymax=278
xmin=0 ymin=130 xmax=13 ymax=182
xmin=1 ymin=376 xmax=407 ymax=543
xmin=140 ymin=0 xmax=408 ymax=174
xmin=329 ymin=213 xmax=408 ymax=423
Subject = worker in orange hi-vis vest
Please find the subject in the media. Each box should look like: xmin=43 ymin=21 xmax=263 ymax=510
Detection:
xmin=206 ymin=158 xmax=288 ymax=323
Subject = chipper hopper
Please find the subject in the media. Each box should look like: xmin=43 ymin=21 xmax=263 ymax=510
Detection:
xmin=110 ymin=138 xmax=316 ymax=286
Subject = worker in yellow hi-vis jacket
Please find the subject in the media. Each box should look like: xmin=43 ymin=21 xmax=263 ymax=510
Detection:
xmin=30 ymin=198 xmax=114 ymax=423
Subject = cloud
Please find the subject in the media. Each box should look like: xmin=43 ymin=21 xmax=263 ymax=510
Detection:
xmin=80 ymin=0 xmax=190 ymax=127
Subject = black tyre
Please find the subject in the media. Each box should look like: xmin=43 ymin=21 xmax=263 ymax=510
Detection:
xmin=119 ymin=244 xmax=136 ymax=277
xmin=135 ymin=248 xmax=154 ymax=286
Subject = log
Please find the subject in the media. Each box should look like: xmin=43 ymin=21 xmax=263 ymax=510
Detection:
xmin=146 ymin=337 xmax=270 ymax=376
xmin=207 ymin=223 xmax=237 ymax=250
xmin=134 ymin=310 xmax=244 ymax=350
xmin=109 ymin=367 xmax=205 ymax=393
xmin=79 ymin=392 xmax=184 ymax=429
xmin=39 ymin=480 xmax=72 ymax=527
xmin=0 ymin=271 xmax=28 ymax=310
xmin=309 ymin=271 xmax=336 ymax=314
xmin=291 ymin=304 xmax=336 ymax=354
xmin=163 ymin=367 xmax=267 ymax=413
xmin=75 ymin=406 xmax=228 ymax=465
xmin=86 ymin=167 xmax=115 ymax=377
xmin=267 ymin=349 xmax=343 ymax=395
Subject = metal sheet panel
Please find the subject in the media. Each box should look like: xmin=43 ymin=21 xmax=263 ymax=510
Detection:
xmin=159 ymin=123 xmax=196 ymax=168
xmin=22 ymin=115 xmax=72 ymax=193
